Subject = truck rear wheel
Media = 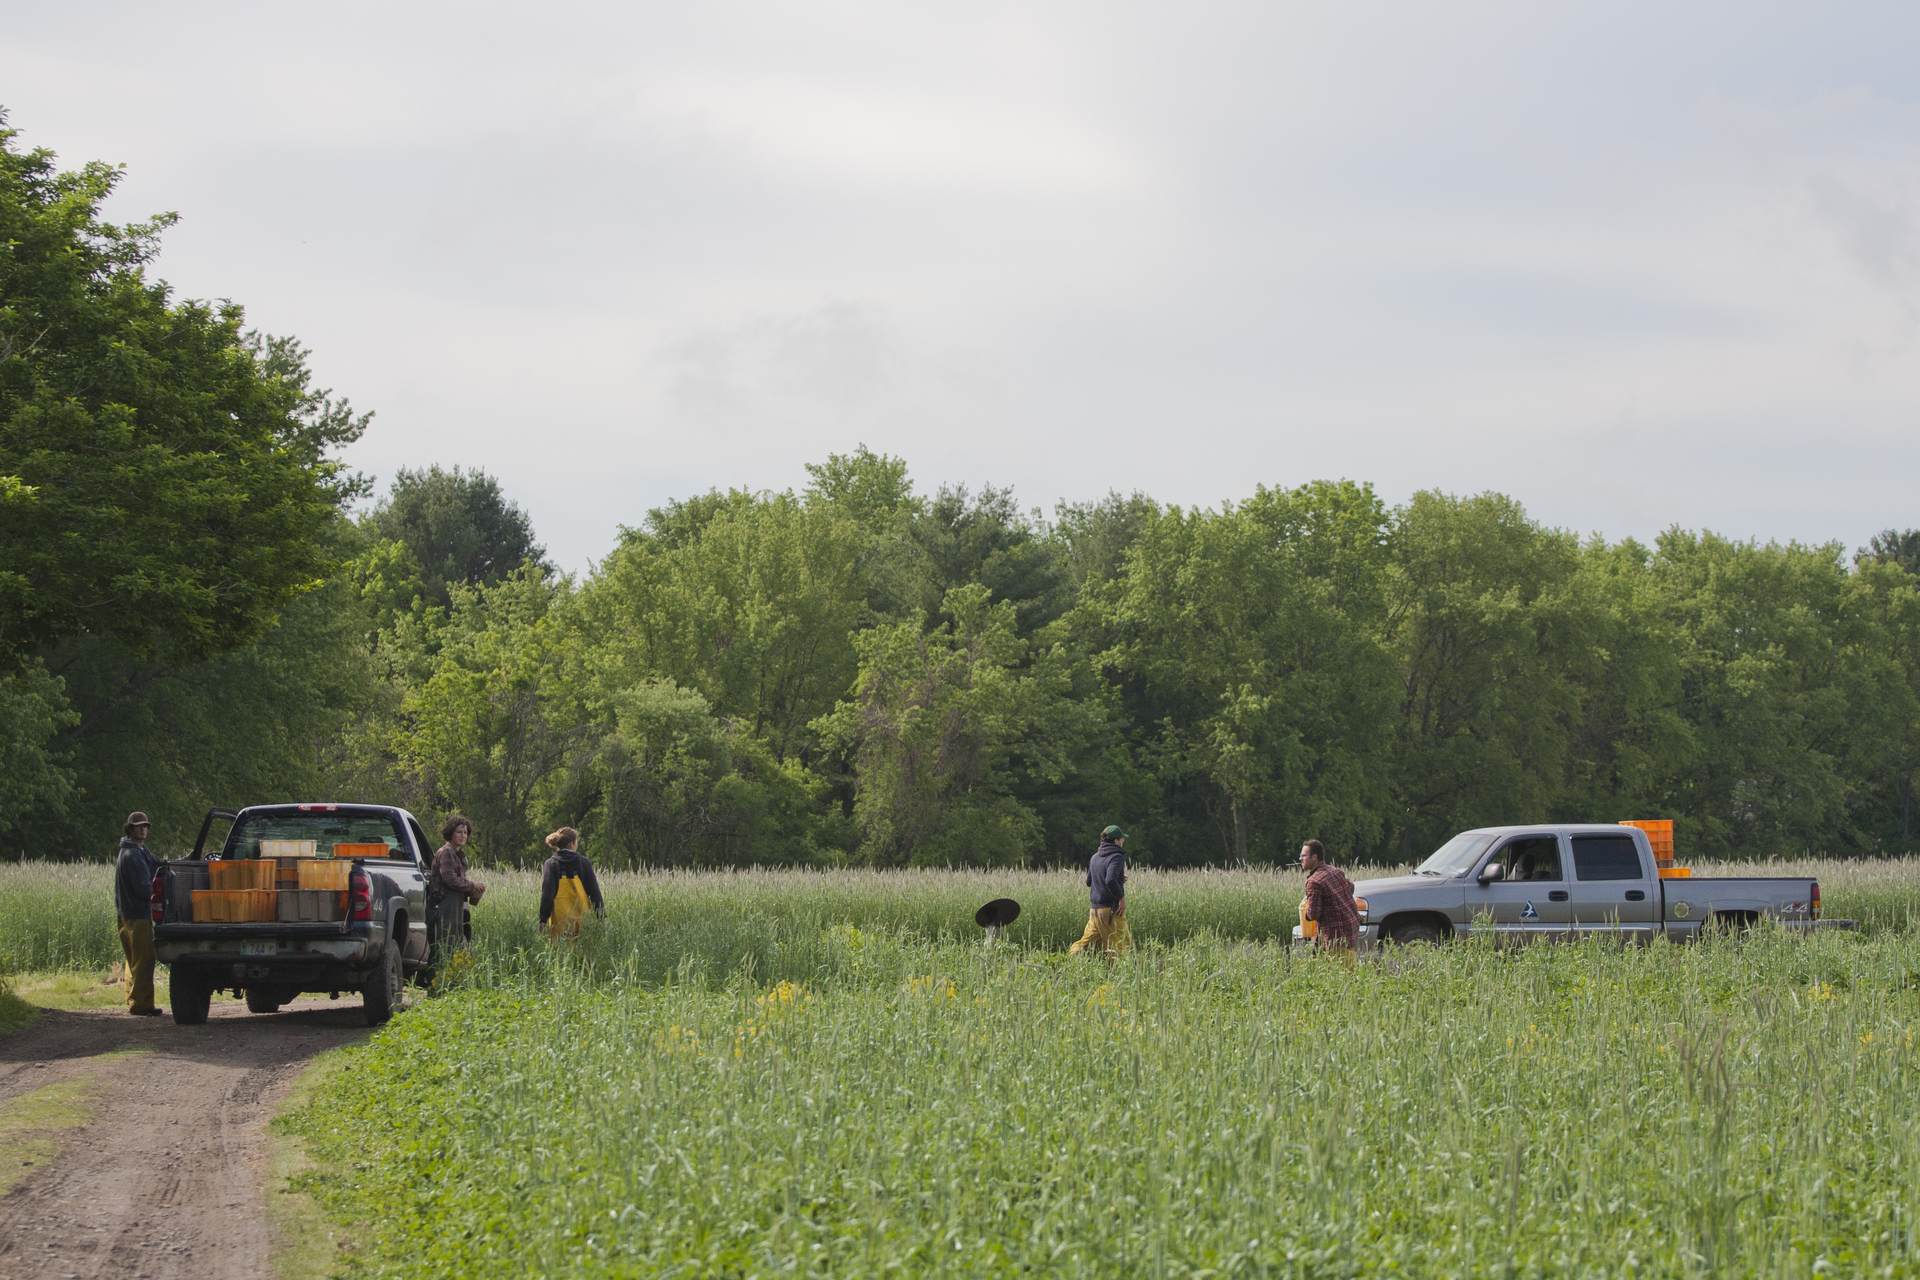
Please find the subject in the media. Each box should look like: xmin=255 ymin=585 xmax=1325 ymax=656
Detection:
xmin=362 ymin=940 xmax=404 ymax=1027
xmin=171 ymin=971 xmax=213 ymax=1025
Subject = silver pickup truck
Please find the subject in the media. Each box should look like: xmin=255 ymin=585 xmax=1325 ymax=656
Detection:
xmin=150 ymin=802 xmax=445 ymax=1026
xmin=1300 ymin=824 xmax=1827 ymax=948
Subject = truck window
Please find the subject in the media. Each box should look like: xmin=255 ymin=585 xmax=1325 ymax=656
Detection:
xmin=227 ymin=811 xmax=408 ymax=859
xmin=1496 ymin=836 xmax=1561 ymax=881
xmin=1571 ymin=835 xmax=1643 ymax=881
xmin=1415 ymin=831 xmax=1499 ymax=877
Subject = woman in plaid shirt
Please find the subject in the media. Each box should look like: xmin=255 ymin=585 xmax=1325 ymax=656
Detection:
xmin=1299 ymin=839 xmax=1360 ymax=950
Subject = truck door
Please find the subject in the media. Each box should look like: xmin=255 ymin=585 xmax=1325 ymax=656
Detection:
xmin=1568 ymin=832 xmax=1657 ymax=941
xmin=1470 ymin=834 xmax=1572 ymax=938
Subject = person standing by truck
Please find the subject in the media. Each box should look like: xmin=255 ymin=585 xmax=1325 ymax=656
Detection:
xmin=1070 ymin=825 xmax=1130 ymax=957
xmin=113 ymin=811 xmax=163 ymax=1016
xmin=538 ymin=827 xmax=604 ymax=939
xmin=427 ymin=814 xmax=486 ymax=961
xmin=1299 ymin=838 xmax=1360 ymax=952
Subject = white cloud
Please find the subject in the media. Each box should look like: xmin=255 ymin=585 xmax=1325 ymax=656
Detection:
xmin=3 ymin=2 xmax=1919 ymax=567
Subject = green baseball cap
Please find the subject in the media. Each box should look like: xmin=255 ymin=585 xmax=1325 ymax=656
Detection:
xmin=1102 ymin=825 xmax=1128 ymax=840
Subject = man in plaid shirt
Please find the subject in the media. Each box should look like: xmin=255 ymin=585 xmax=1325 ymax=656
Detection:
xmin=1299 ymin=839 xmax=1360 ymax=950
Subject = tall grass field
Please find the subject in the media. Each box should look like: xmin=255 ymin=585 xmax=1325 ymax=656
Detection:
xmin=5 ymin=858 xmax=1919 ymax=1276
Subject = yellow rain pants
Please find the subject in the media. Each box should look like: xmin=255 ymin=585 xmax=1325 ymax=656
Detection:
xmin=1069 ymin=906 xmax=1131 ymax=957
xmin=117 ymin=917 xmax=158 ymax=1013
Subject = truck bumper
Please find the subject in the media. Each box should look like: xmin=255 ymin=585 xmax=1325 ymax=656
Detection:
xmin=1290 ymin=924 xmax=1378 ymax=951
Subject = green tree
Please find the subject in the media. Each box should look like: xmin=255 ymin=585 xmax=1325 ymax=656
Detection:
xmin=362 ymin=465 xmax=548 ymax=606
xmin=1052 ymin=491 xmax=1159 ymax=591
xmin=0 ymin=660 xmax=78 ymax=850
xmin=0 ymin=117 xmax=368 ymax=669
xmin=816 ymin=584 xmax=1087 ymax=865
xmin=1385 ymin=492 xmax=1599 ymax=858
xmin=1089 ymin=481 xmax=1398 ymax=865
xmin=1860 ymin=529 xmax=1920 ymax=576
xmin=394 ymin=569 xmax=590 ymax=863
xmin=585 ymin=680 xmax=822 ymax=868
xmin=1650 ymin=532 xmax=1889 ymax=858
xmin=584 ymin=491 xmax=866 ymax=765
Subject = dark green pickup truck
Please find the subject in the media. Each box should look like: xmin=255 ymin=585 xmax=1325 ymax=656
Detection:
xmin=150 ymin=803 xmax=445 ymax=1026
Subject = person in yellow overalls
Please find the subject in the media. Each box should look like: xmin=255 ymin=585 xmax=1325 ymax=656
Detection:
xmin=1069 ymin=825 xmax=1130 ymax=958
xmin=538 ymin=827 xmax=604 ymax=939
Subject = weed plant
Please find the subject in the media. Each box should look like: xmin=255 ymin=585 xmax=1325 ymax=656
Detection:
xmin=284 ymin=925 xmax=1920 ymax=1278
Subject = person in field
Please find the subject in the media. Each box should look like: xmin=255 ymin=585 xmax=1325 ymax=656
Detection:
xmin=1070 ymin=825 xmax=1130 ymax=957
xmin=113 ymin=811 xmax=163 ymax=1016
xmin=1298 ymin=838 xmax=1360 ymax=952
xmin=538 ymin=826 xmax=604 ymax=939
xmin=427 ymin=814 xmax=487 ymax=962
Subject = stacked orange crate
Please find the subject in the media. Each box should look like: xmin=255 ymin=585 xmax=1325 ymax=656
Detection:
xmin=1620 ymin=819 xmax=1689 ymax=878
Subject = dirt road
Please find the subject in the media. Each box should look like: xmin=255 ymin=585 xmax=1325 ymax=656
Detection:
xmin=0 ymin=996 xmax=370 ymax=1280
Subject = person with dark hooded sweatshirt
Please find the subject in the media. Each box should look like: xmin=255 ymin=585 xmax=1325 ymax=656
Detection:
xmin=113 ymin=811 xmax=163 ymax=1016
xmin=1070 ymin=825 xmax=1130 ymax=957
xmin=538 ymin=827 xmax=604 ymax=939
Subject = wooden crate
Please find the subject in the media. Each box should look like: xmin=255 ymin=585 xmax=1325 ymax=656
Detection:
xmin=331 ymin=842 xmax=390 ymax=859
xmin=260 ymin=839 xmax=317 ymax=857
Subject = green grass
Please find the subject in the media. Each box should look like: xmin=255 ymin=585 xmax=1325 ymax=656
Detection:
xmin=7 ymin=855 xmax=1920 ymax=1275
xmin=7 ymin=856 xmax=1914 ymax=978
xmin=0 ymin=1078 xmax=94 ymax=1196
xmin=282 ymin=926 xmax=1920 ymax=1279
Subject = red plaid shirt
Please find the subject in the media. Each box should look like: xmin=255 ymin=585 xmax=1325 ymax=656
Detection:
xmin=1305 ymin=865 xmax=1360 ymax=947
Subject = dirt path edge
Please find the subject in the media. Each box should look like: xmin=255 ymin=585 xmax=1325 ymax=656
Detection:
xmin=267 ymin=1053 xmax=352 ymax=1280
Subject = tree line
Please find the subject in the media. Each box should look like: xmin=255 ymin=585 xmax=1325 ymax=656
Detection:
xmin=6 ymin=118 xmax=1920 ymax=868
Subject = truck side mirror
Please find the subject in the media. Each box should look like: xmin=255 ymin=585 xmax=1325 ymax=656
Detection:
xmin=1477 ymin=863 xmax=1505 ymax=885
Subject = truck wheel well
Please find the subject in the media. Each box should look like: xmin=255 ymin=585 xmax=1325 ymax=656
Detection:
xmin=1711 ymin=910 xmax=1759 ymax=933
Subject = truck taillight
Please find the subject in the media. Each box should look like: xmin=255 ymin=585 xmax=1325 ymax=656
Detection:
xmin=150 ymin=873 xmax=166 ymax=923
xmin=1811 ymin=881 xmax=1820 ymax=920
xmin=349 ymin=869 xmax=373 ymax=921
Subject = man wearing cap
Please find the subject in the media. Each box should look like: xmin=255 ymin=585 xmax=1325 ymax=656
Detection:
xmin=1070 ymin=825 xmax=1130 ymax=957
xmin=114 ymin=812 xmax=163 ymax=1016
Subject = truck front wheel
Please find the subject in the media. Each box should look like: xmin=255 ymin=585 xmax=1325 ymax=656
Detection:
xmin=362 ymin=941 xmax=404 ymax=1027
xmin=171 ymin=971 xmax=213 ymax=1025
xmin=1383 ymin=919 xmax=1446 ymax=947
xmin=244 ymin=988 xmax=285 ymax=1014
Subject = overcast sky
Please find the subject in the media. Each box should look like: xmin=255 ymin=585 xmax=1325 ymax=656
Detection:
xmin=6 ymin=3 xmax=1917 ymax=571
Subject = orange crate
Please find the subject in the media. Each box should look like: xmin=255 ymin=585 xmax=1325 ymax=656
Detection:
xmin=297 ymin=860 xmax=350 ymax=891
xmin=330 ymin=842 xmax=390 ymax=860
xmin=209 ymin=860 xmax=276 ymax=890
xmin=191 ymin=889 xmax=261 ymax=922
xmin=1658 ymin=867 xmax=1692 ymax=879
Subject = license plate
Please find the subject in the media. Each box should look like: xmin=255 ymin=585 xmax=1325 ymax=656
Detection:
xmin=239 ymin=942 xmax=276 ymax=956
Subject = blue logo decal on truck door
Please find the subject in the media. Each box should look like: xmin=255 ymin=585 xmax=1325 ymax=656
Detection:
xmin=1521 ymin=901 xmax=1539 ymax=920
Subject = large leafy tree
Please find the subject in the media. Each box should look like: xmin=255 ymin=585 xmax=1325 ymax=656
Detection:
xmin=361 ymin=465 xmax=548 ymax=606
xmin=1384 ymin=491 xmax=1599 ymax=857
xmin=1089 ymin=480 xmax=1398 ymax=865
xmin=0 ymin=117 xmax=369 ymax=669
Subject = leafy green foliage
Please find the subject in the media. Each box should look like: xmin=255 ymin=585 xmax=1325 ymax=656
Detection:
xmin=281 ymin=914 xmax=1920 ymax=1279
xmin=817 ymin=584 xmax=1093 ymax=864
xmin=0 ymin=117 xmax=368 ymax=669
xmin=361 ymin=464 xmax=549 ymax=605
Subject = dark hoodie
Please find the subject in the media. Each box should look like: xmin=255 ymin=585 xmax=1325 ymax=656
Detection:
xmin=538 ymin=848 xmax=605 ymax=926
xmin=114 ymin=836 xmax=159 ymax=921
xmin=1086 ymin=839 xmax=1126 ymax=909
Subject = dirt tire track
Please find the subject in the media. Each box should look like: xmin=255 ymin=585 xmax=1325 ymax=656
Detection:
xmin=0 ymin=997 xmax=372 ymax=1280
